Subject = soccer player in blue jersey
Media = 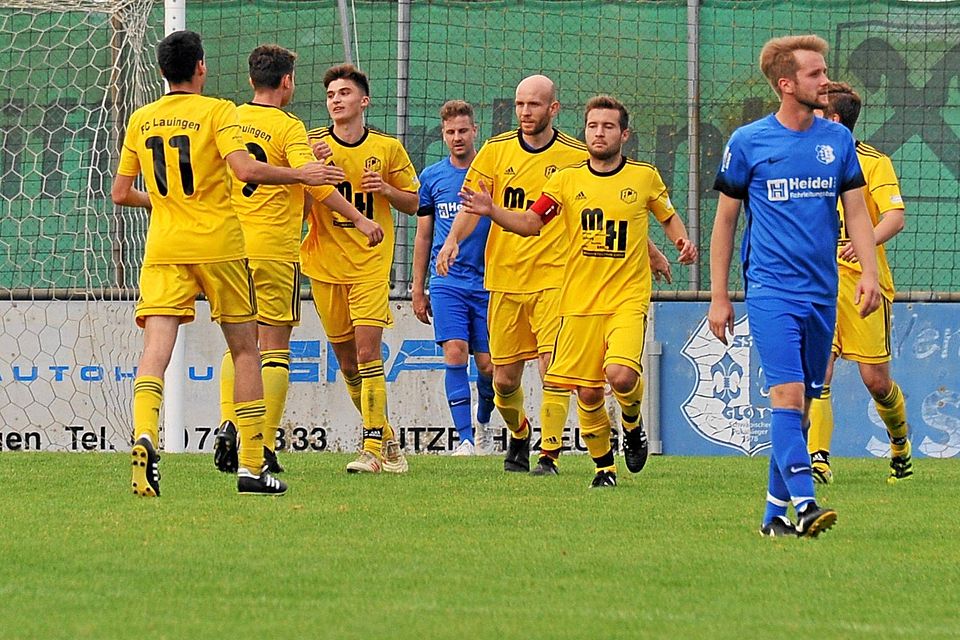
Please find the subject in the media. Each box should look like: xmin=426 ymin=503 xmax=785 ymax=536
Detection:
xmin=413 ymin=100 xmax=496 ymax=456
xmin=708 ymin=34 xmax=882 ymax=538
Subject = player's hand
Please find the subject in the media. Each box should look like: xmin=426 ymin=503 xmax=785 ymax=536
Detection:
xmin=436 ymin=239 xmax=459 ymax=276
xmin=312 ymin=140 xmax=333 ymax=161
xmin=355 ymin=216 xmax=384 ymax=247
xmin=299 ymin=162 xmax=338 ymax=186
xmin=360 ymin=169 xmax=385 ymax=193
xmin=854 ymin=277 xmax=882 ymax=318
xmin=459 ymin=182 xmax=494 ymax=217
xmin=412 ymin=290 xmax=432 ymax=325
xmin=649 ymin=246 xmax=672 ymax=284
xmin=838 ymin=241 xmax=859 ymax=263
xmin=317 ymin=163 xmax=346 ymax=185
xmin=676 ymin=238 xmax=698 ymax=265
xmin=708 ymin=298 xmax=735 ymax=345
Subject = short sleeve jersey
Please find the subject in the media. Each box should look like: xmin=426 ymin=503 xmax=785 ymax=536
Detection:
xmin=229 ymin=103 xmax=333 ymax=262
xmin=300 ymin=127 xmax=419 ymax=283
xmin=418 ymin=156 xmax=490 ymax=291
xmin=463 ymin=129 xmax=587 ymax=294
xmin=713 ymin=114 xmax=865 ymax=305
xmin=836 ymin=141 xmax=903 ymax=300
xmin=117 ymin=92 xmax=247 ymax=265
xmin=537 ymin=157 xmax=677 ymax=315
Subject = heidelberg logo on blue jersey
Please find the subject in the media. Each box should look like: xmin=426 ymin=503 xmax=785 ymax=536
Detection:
xmin=765 ymin=176 xmax=836 ymax=202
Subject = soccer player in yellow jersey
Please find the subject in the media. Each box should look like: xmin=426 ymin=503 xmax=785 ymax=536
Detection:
xmin=808 ymin=81 xmax=912 ymax=484
xmin=213 ymin=46 xmax=384 ymax=476
xmin=111 ymin=30 xmax=330 ymax=496
xmin=461 ymin=95 xmax=696 ymax=486
xmin=438 ymin=76 xmax=671 ymax=475
xmin=301 ymin=64 xmax=420 ymax=474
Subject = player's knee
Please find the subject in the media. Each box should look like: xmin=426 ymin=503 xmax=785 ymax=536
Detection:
xmin=865 ymin=375 xmax=893 ymax=400
xmin=608 ymin=370 xmax=639 ymax=395
xmin=576 ymin=386 xmax=604 ymax=406
xmin=493 ymin=366 xmax=522 ymax=392
xmin=441 ymin=340 xmax=469 ymax=365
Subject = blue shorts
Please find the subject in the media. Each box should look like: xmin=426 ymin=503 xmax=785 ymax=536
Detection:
xmin=746 ymin=297 xmax=835 ymax=398
xmin=430 ymin=285 xmax=490 ymax=354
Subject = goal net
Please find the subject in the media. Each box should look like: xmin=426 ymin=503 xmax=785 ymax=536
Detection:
xmin=0 ymin=0 xmax=161 ymax=451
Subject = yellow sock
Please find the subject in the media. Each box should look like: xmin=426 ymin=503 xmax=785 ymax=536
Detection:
xmin=219 ymin=350 xmax=237 ymax=425
xmin=344 ymin=372 xmax=363 ymax=415
xmin=260 ymin=349 xmax=290 ymax=452
xmin=807 ymin=385 xmax=834 ymax=455
xmin=612 ymin=376 xmax=644 ymax=431
xmin=359 ymin=360 xmax=387 ymax=458
xmin=133 ymin=376 xmax=163 ymax=445
xmin=495 ymin=384 xmax=528 ymax=439
xmin=235 ymin=399 xmax=266 ymax=473
xmin=578 ymin=397 xmax=614 ymax=472
xmin=876 ymin=381 xmax=909 ymax=456
xmin=539 ymin=386 xmax=570 ymax=458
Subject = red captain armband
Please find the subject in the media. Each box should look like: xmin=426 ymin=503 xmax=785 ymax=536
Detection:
xmin=531 ymin=194 xmax=560 ymax=223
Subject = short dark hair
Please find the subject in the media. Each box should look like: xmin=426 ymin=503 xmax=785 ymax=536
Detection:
xmin=439 ymin=100 xmax=474 ymax=123
xmin=157 ymin=30 xmax=204 ymax=84
xmin=248 ymin=44 xmax=297 ymax=90
xmin=584 ymin=94 xmax=629 ymax=130
xmin=821 ymin=81 xmax=862 ymax=132
xmin=323 ymin=63 xmax=370 ymax=96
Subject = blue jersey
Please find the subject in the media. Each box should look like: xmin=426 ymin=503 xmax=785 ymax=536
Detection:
xmin=418 ymin=156 xmax=490 ymax=291
xmin=714 ymin=114 xmax=865 ymax=305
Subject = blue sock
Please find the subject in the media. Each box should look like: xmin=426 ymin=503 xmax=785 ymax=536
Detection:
xmin=763 ymin=455 xmax=791 ymax=524
xmin=476 ymin=372 xmax=494 ymax=424
xmin=445 ymin=364 xmax=473 ymax=443
xmin=771 ymin=407 xmax=816 ymax=512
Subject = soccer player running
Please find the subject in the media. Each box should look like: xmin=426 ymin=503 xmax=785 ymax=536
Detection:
xmin=111 ymin=30 xmax=331 ymax=496
xmin=460 ymin=95 xmax=695 ymax=487
xmin=213 ymin=45 xmax=384 ymax=475
xmin=709 ymin=35 xmax=882 ymax=537
xmin=806 ymin=82 xmax=912 ymax=485
xmin=302 ymin=64 xmax=420 ymax=474
xmin=435 ymin=75 xmax=589 ymax=475
xmin=412 ymin=100 xmax=496 ymax=456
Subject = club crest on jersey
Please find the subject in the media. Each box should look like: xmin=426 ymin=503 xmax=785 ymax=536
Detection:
xmin=620 ymin=188 xmax=637 ymax=204
xmin=544 ymin=164 xmax=558 ymax=178
xmin=365 ymin=157 xmax=383 ymax=173
xmin=680 ymin=315 xmax=771 ymax=456
xmin=815 ymin=144 xmax=835 ymax=165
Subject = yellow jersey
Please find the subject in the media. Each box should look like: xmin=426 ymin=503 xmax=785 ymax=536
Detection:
xmin=538 ymin=157 xmax=677 ymax=315
xmin=837 ymin=141 xmax=903 ymax=300
xmin=229 ymin=103 xmax=333 ymax=261
xmin=300 ymin=126 xmax=419 ymax=283
xmin=464 ymin=128 xmax=588 ymax=294
xmin=117 ymin=92 xmax=247 ymax=265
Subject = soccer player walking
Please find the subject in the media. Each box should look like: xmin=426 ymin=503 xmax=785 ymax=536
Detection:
xmin=213 ymin=45 xmax=383 ymax=476
xmin=412 ymin=100 xmax=496 ymax=456
xmin=301 ymin=64 xmax=420 ymax=474
xmin=436 ymin=75 xmax=589 ymax=474
xmin=111 ymin=31 xmax=330 ymax=496
xmin=461 ymin=95 xmax=695 ymax=487
xmin=806 ymin=82 xmax=913 ymax=485
xmin=709 ymin=35 xmax=882 ymax=537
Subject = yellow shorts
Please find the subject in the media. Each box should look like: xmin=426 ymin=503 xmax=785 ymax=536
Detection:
xmin=544 ymin=310 xmax=647 ymax=389
xmin=311 ymin=279 xmax=393 ymax=343
xmin=249 ymin=259 xmax=301 ymax=327
xmin=833 ymin=273 xmax=892 ymax=364
xmin=487 ymin=289 xmax=561 ymax=366
xmin=135 ymin=260 xmax=257 ymax=328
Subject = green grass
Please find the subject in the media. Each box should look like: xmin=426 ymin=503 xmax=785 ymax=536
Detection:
xmin=1 ymin=453 xmax=958 ymax=639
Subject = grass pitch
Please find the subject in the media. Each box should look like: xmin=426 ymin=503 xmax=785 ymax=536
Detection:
xmin=1 ymin=452 xmax=958 ymax=639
